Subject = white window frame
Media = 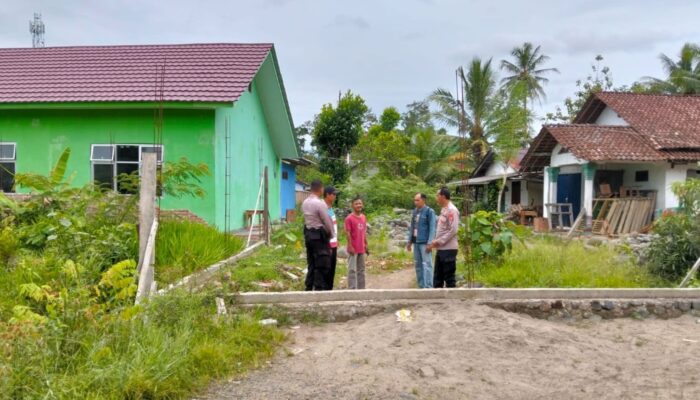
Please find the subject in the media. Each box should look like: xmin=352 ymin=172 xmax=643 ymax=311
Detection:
xmin=0 ymin=142 xmax=17 ymax=161
xmin=0 ymin=142 xmax=16 ymax=193
xmin=91 ymin=144 xmax=164 ymax=192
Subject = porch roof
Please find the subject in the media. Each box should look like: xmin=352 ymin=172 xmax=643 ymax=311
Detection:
xmin=520 ymin=124 xmax=700 ymax=172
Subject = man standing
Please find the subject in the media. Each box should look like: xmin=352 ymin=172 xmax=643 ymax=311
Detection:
xmin=345 ymin=196 xmax=368 ymax=290
xmin=427 ymin=187 xmax=460 ymax=288
xmin=301 ymin=180 xmax=335 ymax=291
xmin=323 ymin=185 xmax=339 ymax=289
xmin=406 ymin=193 xmax=437 ymax=289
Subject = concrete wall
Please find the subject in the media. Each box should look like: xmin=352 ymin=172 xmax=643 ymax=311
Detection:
xmin=484 ymin=161 xmax=516 ymax=177
xmin=595 ymin=162 xmax=693 ymax=210
xmin=595 ymin=106 xmax=629 ymax=126
xmin=0 ymin=107 xmax=218 ymax=223
xmin=551 ymin=144 xmax=586 ymax=168
xmin=280 ymin=162 xmax=296 ymax=217
xmin=215 ymin=81 xmax=282 ymax=231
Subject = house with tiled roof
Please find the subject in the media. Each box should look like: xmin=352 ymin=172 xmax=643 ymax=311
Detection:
xmin=0 ymin=43 xmax=301 ymax=229
xmin=520 ymin=92 xmax=700 ymax=227
xmin=450 ymin=148 xmax=543 ymax=212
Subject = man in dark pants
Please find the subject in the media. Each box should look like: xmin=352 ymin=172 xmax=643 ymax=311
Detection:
xmin=301 ymin=180 xmax=335 ymax=291
xmin=323 ymin=186 xmax=339 ymax=289
xmin=427 ymin=186 xmax=460 ymax=288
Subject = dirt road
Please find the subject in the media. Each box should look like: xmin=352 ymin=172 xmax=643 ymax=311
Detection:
xmin=203 ymin=302 xmax=700 ymax=400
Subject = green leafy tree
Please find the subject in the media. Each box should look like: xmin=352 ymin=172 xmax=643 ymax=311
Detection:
xmin=642 ymin=43 xmax=700 ymax=94
xmin=294 ymin=120 xmax=313 ymax=153
xmin=401 ymin=100 xmax=434 ymax=136
xmin=352 ymin=130 xmax=416 ymax=178
xmin=500 ymin=42 xmax=559 ymax=131
xmin=379 ymin=106 xmax=401 ymax=132
xmin=312 ymin=91 xmax=369 ymax=184
xmin=489 ymin=82 xmax=530 ymax=210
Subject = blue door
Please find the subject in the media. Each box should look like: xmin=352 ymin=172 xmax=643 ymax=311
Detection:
xmin=557 ymin=173 xmax=582 ymax=226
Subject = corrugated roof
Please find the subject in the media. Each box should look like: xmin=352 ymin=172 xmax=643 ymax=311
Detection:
xmin=0 ymin=43 xmax=273 ymax=103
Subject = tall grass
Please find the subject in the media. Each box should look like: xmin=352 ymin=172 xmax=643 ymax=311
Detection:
xmin=156 ymin=220 xmax=244 ymax=284
xmin=468 ymin=236 xmax=665 ymax=288
xmin=1 ymin=291 xmax=284 ymax=399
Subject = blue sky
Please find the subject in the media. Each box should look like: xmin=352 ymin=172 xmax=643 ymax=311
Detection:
xmin=3 ymin=0 xmax=700 ymax=129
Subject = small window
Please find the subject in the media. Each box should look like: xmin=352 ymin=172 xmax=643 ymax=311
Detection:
xmin=282 ymin=171 xmax=289 ymax=180
xmin=635 ymin=170 xmax=649 ymax=182
xmin=90 ymin=145 xmax=114 ymax=161
xmin=0 ymin=143 xmax=16 ymax=160
xmin=92 ymin=144 xmax=164 ymax=194
xmin=0 ymin=143 xmax=16 ymax=193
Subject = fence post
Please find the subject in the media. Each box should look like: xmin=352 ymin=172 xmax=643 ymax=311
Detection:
xmin=138 ymin=150 xmax=157 ymax=271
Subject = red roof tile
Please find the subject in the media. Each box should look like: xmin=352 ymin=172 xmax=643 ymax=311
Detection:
xmin=545 ymin=125 xmax=663 ymax=161
xmin=582 ymin=92 xmax=700 ymax=149
xmin=0 ymin=43 xmax=273 ymax=103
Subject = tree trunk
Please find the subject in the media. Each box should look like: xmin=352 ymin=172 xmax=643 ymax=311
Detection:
xmin=497 ymin=172 xmax=507 ymax=213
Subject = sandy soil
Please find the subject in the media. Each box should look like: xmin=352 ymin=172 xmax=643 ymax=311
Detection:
xmin=202 ymin=302 xmax=700 ymax=400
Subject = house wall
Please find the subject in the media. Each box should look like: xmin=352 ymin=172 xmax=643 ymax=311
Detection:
xmin=595 ymin=106 xmax=629 ymax=126
xmin=0 ymin=107 xmax=217 ymax=222
xmin=215 ymin=81 xmax=281 ymax=231
xmin=280 ymin=162 xmax=296 ymax=217
xmin=484 ymin=161 xmax=516 ymax=177
xmin=551 ymin=144 xmax=586 ymax=167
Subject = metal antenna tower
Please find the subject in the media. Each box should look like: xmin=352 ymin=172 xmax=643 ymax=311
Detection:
xmin=29 ymin=13 xmax=45 ymax=48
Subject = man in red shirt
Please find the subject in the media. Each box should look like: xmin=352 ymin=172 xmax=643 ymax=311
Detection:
xmin=344 ymin=196 xmax=368 ymax=289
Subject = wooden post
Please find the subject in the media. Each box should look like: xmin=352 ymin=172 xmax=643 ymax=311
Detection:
xmin=138 ymin=150 xmax=157 ymax=272
xmin=263 ymin=166 xmax=270 ymax=245
xmin=679 ymin=256 xmax=700 ymax=288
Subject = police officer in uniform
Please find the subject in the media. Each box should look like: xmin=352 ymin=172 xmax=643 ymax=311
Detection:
xmin=301 ymin=180 xmax=335 ymax=290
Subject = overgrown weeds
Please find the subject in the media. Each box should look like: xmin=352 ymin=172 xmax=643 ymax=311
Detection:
xmin=467 ymin=236 xmax=664 ymax=288
xmin=156 ymin=220 xmax=244 ymax=284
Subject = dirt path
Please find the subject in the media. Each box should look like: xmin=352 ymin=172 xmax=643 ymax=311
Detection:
xmin=203 ymin=303 xmax=700 ymax=400
xmin=366 ymin=266 xmax=416 ymax=289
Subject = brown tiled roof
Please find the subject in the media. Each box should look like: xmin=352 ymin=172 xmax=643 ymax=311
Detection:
xmin=576 ymin=92 xmax=700 ymax=149
xmin=521 ymin=92 xmax=700 ymax=172
xmin=520 ymin=124 xmax=700 ymax=172
xmin=0 ymin=43 xmax=273 ymax=103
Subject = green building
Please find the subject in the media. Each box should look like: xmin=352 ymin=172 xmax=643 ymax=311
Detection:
xmin=0 ymin=43 xmax=300 ymax=230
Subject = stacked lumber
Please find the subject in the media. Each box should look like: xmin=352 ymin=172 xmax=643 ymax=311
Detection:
xmin=591 ymin=196 xmax=656 ymax=236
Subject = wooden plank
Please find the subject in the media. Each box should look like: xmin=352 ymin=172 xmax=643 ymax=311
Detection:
xmin=679 ymin=256 xmax=700 ymax=288
xmin=608 ymin=201 xmax=622 ymax=235
xmin=567 ymin=208 xmax=586 ymax=239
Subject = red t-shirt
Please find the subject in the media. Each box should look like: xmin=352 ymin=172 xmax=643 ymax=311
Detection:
xmin=344 ymin=213 xmax=367 ymax=254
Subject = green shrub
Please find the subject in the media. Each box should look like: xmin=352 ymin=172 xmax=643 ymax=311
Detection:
xmin=339 ymin=175 xmax=436 ymax=212
xmin=156 ymin=220 xmax=244 ymax=284
xmin=0 ymin=225 xmax=19 ymax=265
xmin=646 ymin=213 xmax=700 ymax=282
xmin=460 ymin=210 xmax=528 ymax=264
xmin=646 ymin=180 xmax=700 ymax=282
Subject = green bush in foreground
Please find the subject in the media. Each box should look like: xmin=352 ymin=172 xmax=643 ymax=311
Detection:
xmin=469 ymin=237 xmax=664 ymax=288
xmin=1 ymin=292 xmax=283 ymax=399
xmin=156 ymin=220 xmax=244 ymax=284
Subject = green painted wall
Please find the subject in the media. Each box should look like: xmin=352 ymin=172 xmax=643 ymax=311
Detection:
xmin=215 ymin=81 xmax=281 ymax=231
xmin=0 ymin=108 xmax=218 ymax=223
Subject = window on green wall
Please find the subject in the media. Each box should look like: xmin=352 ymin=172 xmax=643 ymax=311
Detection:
xmin=91 ymin=144 xmax=163 ymax=193
xmin=0 ymin=143 xmax=16 ymax=193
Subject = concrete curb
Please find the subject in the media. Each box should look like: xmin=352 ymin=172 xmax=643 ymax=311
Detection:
xmin=158 ymin=241 xmax=265 ymax=294
xmin=234 ymin=288 xmax=700 ymax=305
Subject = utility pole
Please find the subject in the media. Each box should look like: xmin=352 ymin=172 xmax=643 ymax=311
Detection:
xmin=29 ymin=13 xmax=45 ymax=48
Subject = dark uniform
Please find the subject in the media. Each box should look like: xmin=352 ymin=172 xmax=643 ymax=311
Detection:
xmin=301 ymin=193 xmax=334 ymax=291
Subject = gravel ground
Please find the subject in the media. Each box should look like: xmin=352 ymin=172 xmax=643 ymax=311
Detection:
xmin=201 ymin=302 xmax=700 ymax=400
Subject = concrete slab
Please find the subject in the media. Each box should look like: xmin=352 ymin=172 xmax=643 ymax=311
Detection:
xmin=234 ymin=288 xmax=700 ymax=305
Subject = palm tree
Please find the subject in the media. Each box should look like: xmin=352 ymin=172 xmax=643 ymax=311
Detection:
xmin=643 ymin=43 xmax=700 ymax=94
xmin=500 ymin=42 xmax=559 ymax=122
xmin=429 ymin=57 xmax=497 ymax=159
xmin=410 ymin=128 xmax=460 ymax=184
